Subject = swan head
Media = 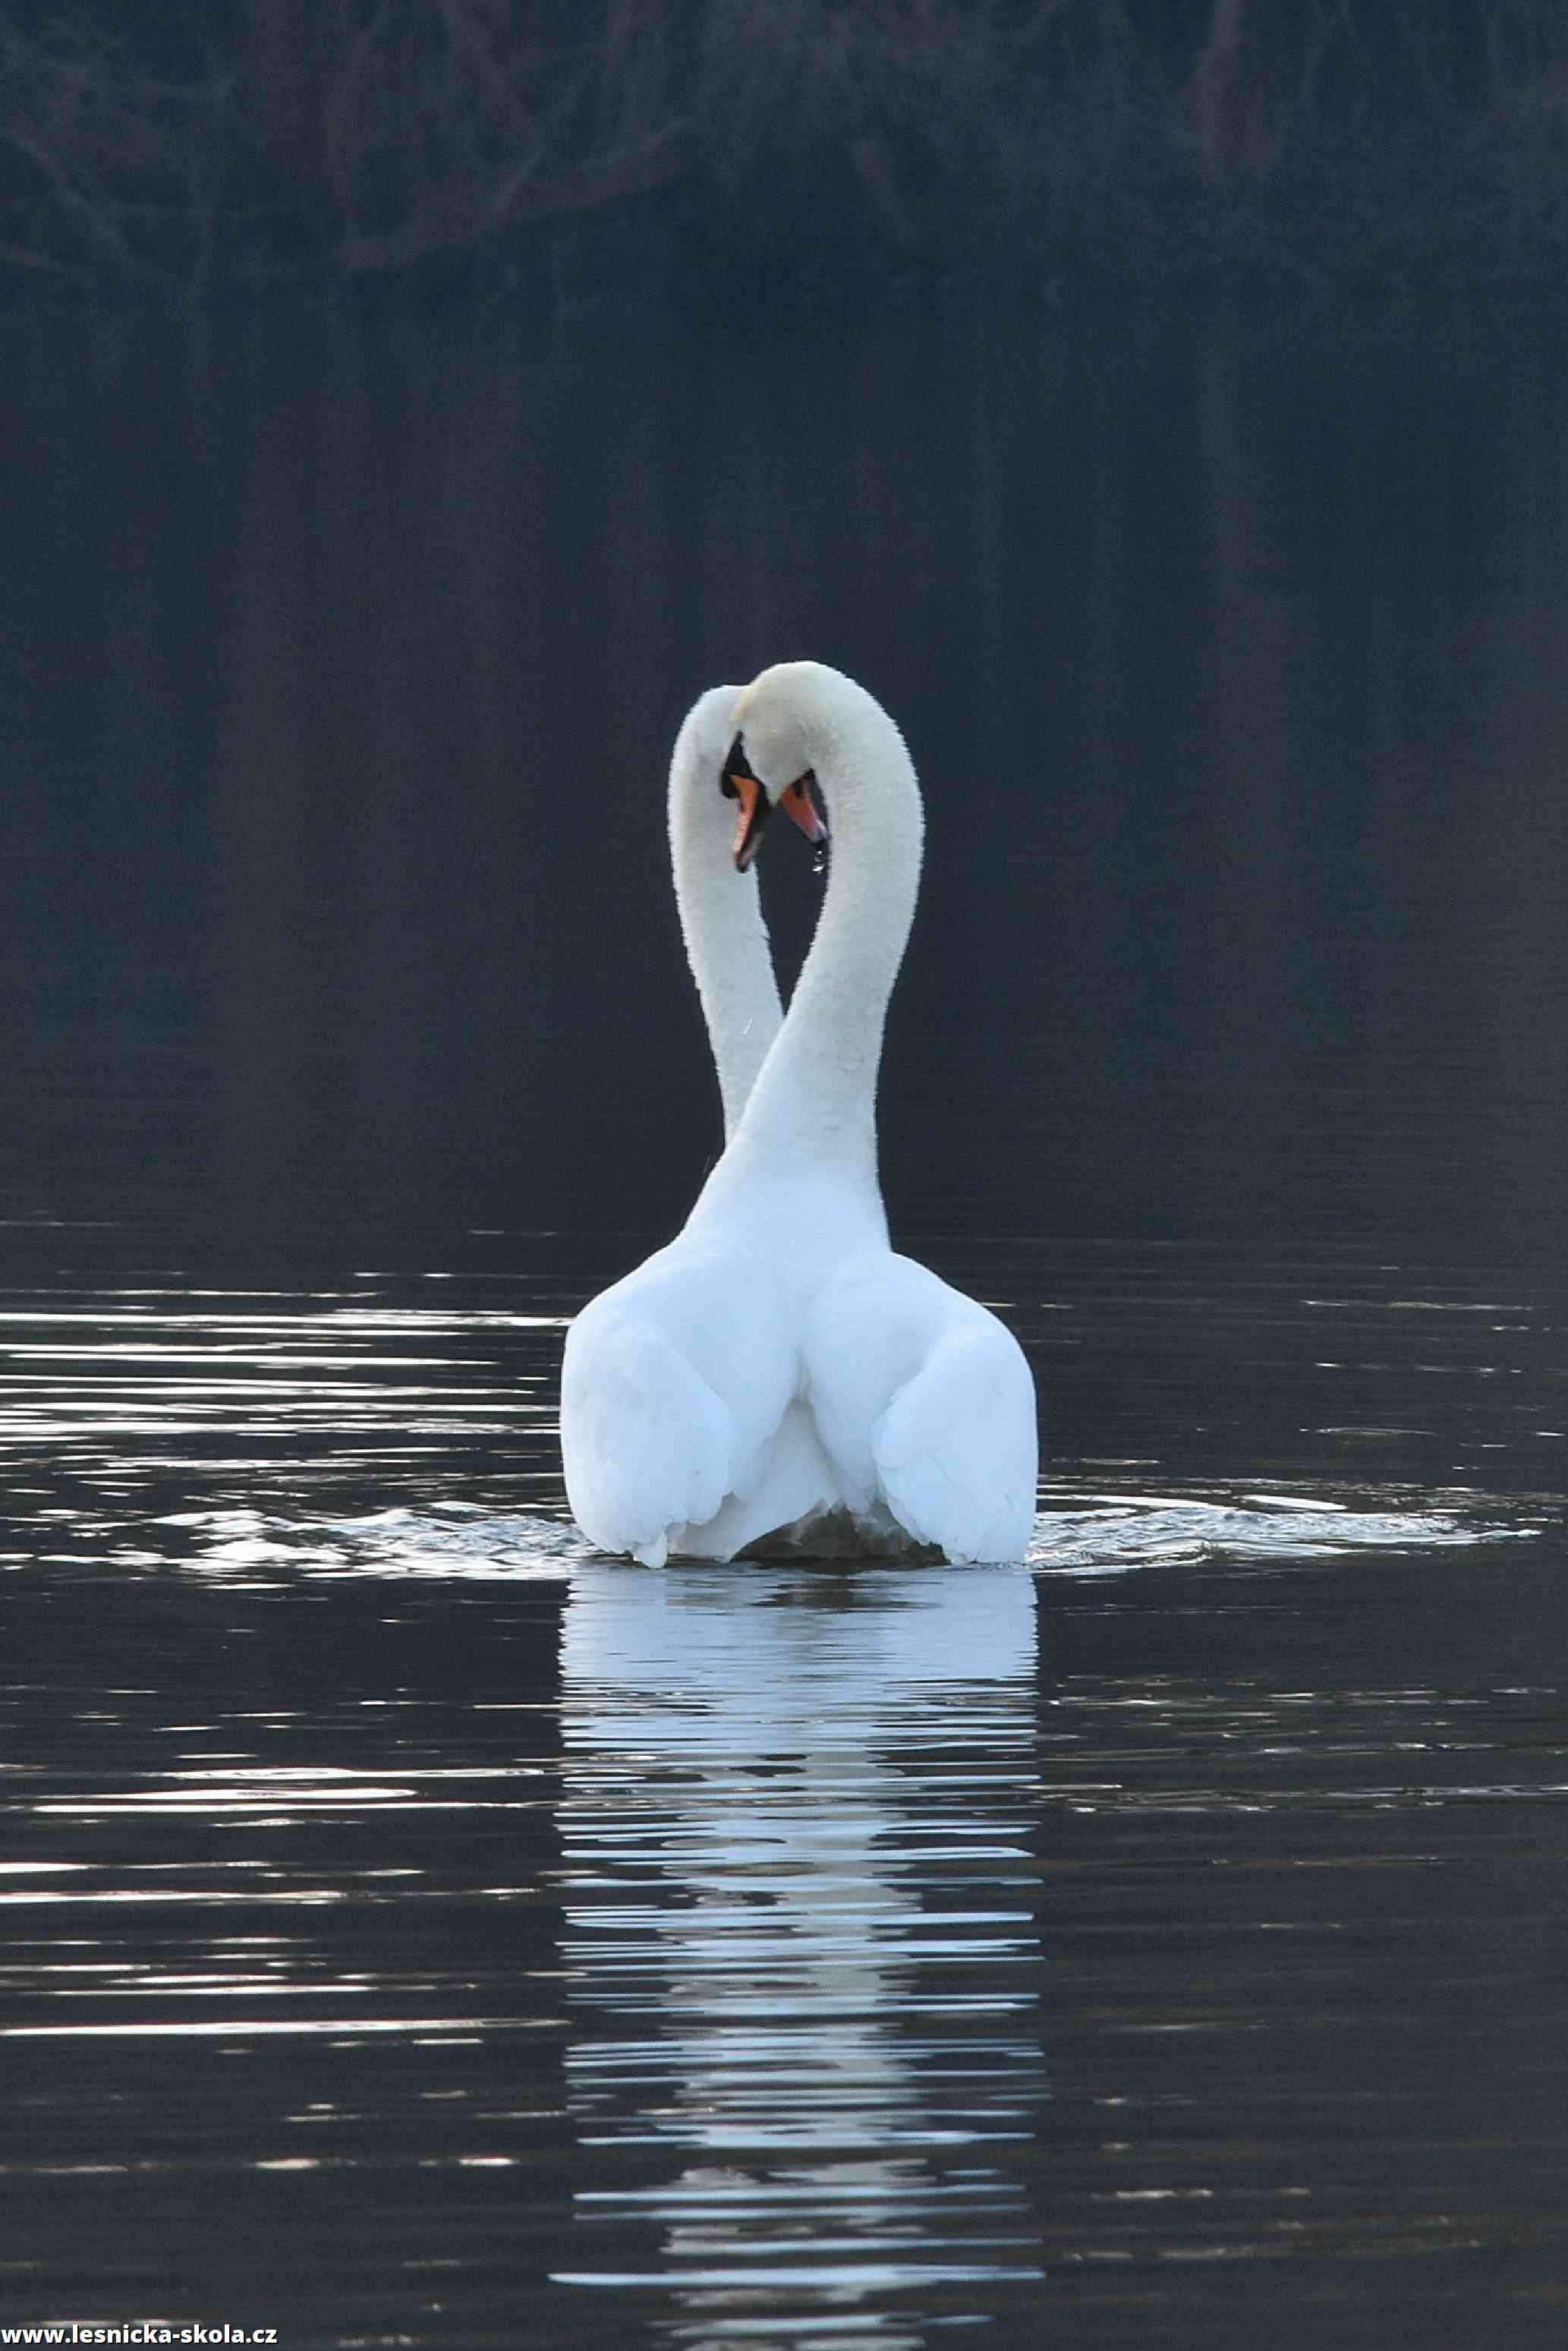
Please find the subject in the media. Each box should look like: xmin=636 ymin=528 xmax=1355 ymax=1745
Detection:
xmin=720 ymin=740 xmax=826 ymax=872
xmin=673 ymin=685 xmax=744 ymax=782
xmin=722 ymin=664 xmax=833 ymax=873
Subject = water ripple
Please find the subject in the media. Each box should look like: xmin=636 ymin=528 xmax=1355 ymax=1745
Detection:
xmin=129 ymin=1481 xmax=1524 ymax=1588
xmin=0 ymin=1259 xmax=1563 ymax=2343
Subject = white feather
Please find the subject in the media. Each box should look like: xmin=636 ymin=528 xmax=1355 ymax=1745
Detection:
xmin=560 ymin=663 xmax=1039 ymax=1565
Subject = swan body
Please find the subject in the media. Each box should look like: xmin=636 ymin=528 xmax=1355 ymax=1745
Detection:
xmin=561 ymin=662 xmax=1037 ymax=1566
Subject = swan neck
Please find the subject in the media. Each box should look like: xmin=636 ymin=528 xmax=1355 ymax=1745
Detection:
xmin=726 ymin=698 xmax=922 ymax=1183
xmin=669 ymin=723 xmax=782 ymax=1142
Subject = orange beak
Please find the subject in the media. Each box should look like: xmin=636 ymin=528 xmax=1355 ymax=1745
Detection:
xmin=728 ymin=769 xmax=768 ymax=871
xmin=781 ymin=775 xmax=828 ymax=846
xmin=723 ymin=734 xmax=829 ymax=872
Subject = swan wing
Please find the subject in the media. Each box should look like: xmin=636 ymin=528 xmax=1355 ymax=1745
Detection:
xmin=805 ymin=1253 xmax=1037 ymax=1565
xmin=874 ymin=1316 xmax=1037 ymax=1565
xmin=561 ymin=1297 xmax=735 ymax=1568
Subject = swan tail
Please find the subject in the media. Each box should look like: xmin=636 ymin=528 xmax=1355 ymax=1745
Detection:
xmin=669 ymin=1398 xmax=843 ymax=1561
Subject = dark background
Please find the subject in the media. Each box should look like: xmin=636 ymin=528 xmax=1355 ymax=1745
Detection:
xmin=3 ymin=297 xmax=1565 ymax=1272
xmin=5 ymin=2 xmax=1568 ymax=303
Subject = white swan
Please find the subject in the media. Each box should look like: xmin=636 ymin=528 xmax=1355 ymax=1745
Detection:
xmin=561 ymin=660 xmax=1038 ymax=1566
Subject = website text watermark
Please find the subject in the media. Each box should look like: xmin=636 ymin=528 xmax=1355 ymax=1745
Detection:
xmin=0 ymin=2327 xmax=277 ymax=2346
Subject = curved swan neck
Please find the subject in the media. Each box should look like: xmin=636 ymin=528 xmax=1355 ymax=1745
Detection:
xmin=668 ymin=689 xmax=783 ymax=1142
xmin=722 ymin=667 xmax=924 ymax=1190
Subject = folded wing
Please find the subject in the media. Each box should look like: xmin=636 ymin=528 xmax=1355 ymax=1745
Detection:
xmin=561 ymin=1300 xmax=736 ymax=1568
xmin=805 ymin=1253 xmax=1037 ymax=1565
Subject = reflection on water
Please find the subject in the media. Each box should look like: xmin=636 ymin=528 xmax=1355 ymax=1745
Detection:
xmin=556 ymin=1564 xmax=1045 ymax=2339
xmin=0 ymin=1263 xmax=574 ymax=1576
xmin=0 ymin=1246 xmax=1563 ymax=2343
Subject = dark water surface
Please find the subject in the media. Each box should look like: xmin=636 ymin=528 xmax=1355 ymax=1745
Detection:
xmin=2 ymin=298 xmax=1566 ymax=2348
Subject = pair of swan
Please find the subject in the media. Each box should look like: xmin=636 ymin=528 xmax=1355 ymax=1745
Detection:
xmin=561 ymin=661 xmax=1037 ymax=1566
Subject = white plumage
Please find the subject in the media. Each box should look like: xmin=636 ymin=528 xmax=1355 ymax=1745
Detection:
xmin=561 ymin=661 xmax=1037 ymax=1565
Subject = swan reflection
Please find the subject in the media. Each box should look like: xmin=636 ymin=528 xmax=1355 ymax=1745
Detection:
xmin=555 ymin=1561 xmax=1046 ymax=2336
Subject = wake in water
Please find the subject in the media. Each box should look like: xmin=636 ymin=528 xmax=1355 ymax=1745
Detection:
xmin=152 ymin=1484 xmax=1529 ymax=1582
xmin=1025 ymin=1483 xmax=1526 ymax=1573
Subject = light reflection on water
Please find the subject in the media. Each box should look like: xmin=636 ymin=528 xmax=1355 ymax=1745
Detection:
xmin=0 ymin=1254 xmax=1564 ymax=2344
xmin=554 ymin=1565 xmax=1046 ymax=2334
